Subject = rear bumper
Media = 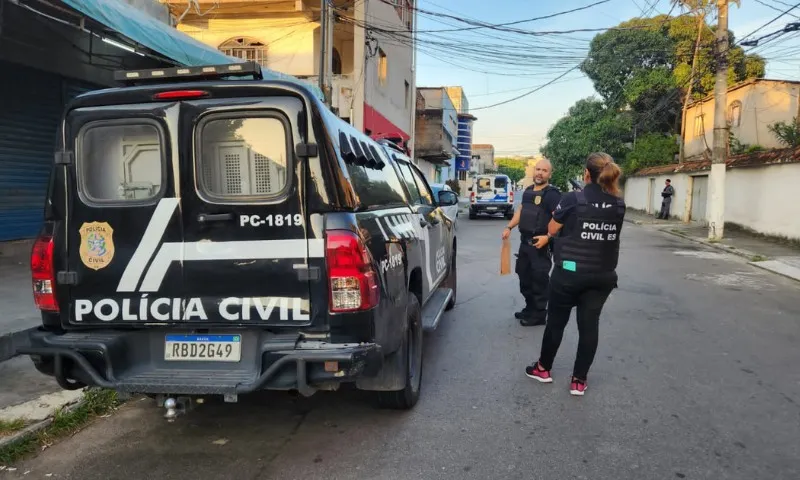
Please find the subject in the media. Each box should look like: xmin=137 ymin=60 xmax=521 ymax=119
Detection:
xmin=19 ymin=328 xmax=382 ymax=396
xmin=471 ymin=204 xmax=513 ymax=213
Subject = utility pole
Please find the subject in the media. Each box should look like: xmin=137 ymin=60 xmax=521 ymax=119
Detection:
xmin=319 ymin=0 xmax=332 ymax=107
xmin=707 ymin=0 xmax=728 ymax=240
xmin=678 ymin=4 xmax=707 ymax=164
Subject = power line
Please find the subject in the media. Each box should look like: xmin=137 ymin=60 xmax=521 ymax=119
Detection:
xmin=470 ymin=66 xmax=582 ymax=111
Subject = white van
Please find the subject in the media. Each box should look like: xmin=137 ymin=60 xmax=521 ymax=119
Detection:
xmin=468 ymin=174 xmax=514 ymax=219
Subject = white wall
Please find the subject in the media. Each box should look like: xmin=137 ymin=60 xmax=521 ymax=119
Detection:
xmin=725 ymin=164 xmax=800 ymax=239
xmin=624 ymin=174 xmax=690 ymax=218
xmin=625 ymin=162 xmax=800 ymax=240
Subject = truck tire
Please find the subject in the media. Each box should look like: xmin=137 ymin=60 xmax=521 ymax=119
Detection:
xmin=469 ymin=209 xmax=477 ymax=220
xmin=444 ymin=247 xmax=457 ymax=311
xmin=378 ymin=294 xmax=423 ymax=410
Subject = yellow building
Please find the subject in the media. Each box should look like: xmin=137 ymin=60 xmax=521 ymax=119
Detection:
xmin=162 ymin=0 xmax=417 ymax=146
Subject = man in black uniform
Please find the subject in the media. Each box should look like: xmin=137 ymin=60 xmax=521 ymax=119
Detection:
xmin=525 ymin=152 xmax=625 ymax=396
xmin=657 ymin=179 xmax=674 ymax=219
xmin=502 ymin=159 xmax=561 ymax=326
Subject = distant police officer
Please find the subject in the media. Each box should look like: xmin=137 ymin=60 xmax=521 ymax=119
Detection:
xmin=525 ymin=152 xmax=625 ymax=397
xmin=502 ymin=159 xmax=561 ymax=326
xmin=658 ymin=179 xmax=674 ymax=219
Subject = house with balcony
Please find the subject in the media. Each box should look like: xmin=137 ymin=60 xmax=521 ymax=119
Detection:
xmin=162 ymin=0 xmax=416 ymax=149
xmin=414 ymin=87 xmax=460 ymax=183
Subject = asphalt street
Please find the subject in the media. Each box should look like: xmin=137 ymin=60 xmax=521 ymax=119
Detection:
xmin=5 ymin=217 xmax=800 ymax=480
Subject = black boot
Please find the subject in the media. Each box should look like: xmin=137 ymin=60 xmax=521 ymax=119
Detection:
xmin=514 ymin=309 xmax=531 ymax=320
xmin=520 ymin=313 xmax=546 ymax=327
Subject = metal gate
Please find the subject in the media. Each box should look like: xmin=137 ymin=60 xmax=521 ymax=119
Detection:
xmin=0 ymin=61 xmax=100 ymax=241
xmin=690 ymin=175 xmax=709 ymax=224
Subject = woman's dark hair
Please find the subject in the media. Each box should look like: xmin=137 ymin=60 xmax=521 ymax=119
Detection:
xmin=586 ymin=152 xmax=621 ymax=197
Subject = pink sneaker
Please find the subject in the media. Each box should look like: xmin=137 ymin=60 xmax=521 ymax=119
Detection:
xmin=570 ymin=377 xmax=587 ymax=396
xmin=525 ymin=362 xmax=553 ymax=383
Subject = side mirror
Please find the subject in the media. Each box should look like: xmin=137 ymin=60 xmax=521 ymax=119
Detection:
xmin=438 ymin=190 xmax=458 ymax=206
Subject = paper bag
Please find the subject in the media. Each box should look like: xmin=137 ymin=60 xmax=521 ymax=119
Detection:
xmin=500 ymin=237 xmax=512 ymax=275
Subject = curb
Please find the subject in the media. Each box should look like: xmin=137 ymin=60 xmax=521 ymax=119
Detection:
xmin=658 ymin=228 xmax=800 ymax=285
xmin=0 ymin=391 xmax=84 ymax=451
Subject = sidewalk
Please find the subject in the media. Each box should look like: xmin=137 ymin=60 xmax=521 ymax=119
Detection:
xmin=0 ymin=244 xmax=65 ymax=411
xmin=625 ymin=209 xmax=800 ymax=283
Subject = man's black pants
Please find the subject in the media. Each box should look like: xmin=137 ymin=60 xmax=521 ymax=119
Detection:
xmin=658 ymin=198 xmax=672 ymax=219
xmin=515 ymin=241 xmax=552 ymax=320
xmin=538 ymin=268 xmax=617 ymax=380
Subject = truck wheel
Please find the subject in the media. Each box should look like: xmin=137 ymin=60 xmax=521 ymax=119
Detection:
xmin=469 ymin=209 xmax=477 ymax=220
xmin=378 ymin=294 xmax=423 ymax=410
xmin=505 ymin=211 xmax=514 ymax=220
xmin=444 ymin=248 xmax=457 ymax=311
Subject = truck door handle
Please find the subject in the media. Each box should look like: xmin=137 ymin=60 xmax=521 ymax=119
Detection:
xmin=197 ymin=213 xmax=233 ymax=223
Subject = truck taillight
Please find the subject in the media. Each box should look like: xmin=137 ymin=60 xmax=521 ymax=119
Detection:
xmin=326 ymin=231 xmax=379 ymax=313
xmin=31 ymin=233 xmax=58 ymax=312
xmin=509 ymin=190 xmax=514 ymax=204
xmin=470 ymin=191 xmax=476 ymax=204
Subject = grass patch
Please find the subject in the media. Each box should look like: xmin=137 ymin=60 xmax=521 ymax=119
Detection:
xmin=751 ymin=255 xmax=768 ymax=262
xmin=0 ymin=419 xmax=26 ymax=436
xmin=0 ymin=389 xmax=121 ymax=466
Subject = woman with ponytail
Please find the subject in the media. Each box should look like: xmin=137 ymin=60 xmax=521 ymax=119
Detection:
xmin=525 ymin=152 xmax=625 ymax=396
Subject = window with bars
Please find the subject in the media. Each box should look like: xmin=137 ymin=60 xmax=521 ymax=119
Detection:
xmin=198 ymin=116 xmax=289 ymax=201
xmin=219 ymin=37 xmax=268 ymax=65
xmin=78 ymin=122 xmax=164 ymax=204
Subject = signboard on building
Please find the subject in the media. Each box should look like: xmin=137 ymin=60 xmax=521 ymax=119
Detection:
xmin=456 ymin=158 xmax=470 ymax=171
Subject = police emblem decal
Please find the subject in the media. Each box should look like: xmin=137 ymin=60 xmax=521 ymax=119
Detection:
xmin=79 ymin=222 xmax=115 ymax=270
xmin=534 ymin=196 xmax=542 ymax=205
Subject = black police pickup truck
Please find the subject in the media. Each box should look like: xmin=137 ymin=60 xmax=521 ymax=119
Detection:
xmin=22 ymin=62 xmax=458 ymax=414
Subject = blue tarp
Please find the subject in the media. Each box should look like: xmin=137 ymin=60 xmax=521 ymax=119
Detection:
xmin=61 ymin=0 xmax=323 ymax=98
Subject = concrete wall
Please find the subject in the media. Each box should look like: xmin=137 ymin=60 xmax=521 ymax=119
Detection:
xmin=625 ymin=162 xmax=800 ymax=240
xmin=684 ymin=81 xmax=800 ymax=158
xmin=624 ymin=174 xmax=691 ymax=218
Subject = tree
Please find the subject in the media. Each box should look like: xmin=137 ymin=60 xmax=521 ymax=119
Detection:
xmin=581 ymin=13 xmax=766 ymax=137
xmin=494 ymin=157 xmax=526 ymax=184
xmin=768 ymin=118 xmax=800 ymax=148
xmin=540 ymin=98 xmax=632 ymax=190
xmin=624 ymin=133 xmax=679 ymax=174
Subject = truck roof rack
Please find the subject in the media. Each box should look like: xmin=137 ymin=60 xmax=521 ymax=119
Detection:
xmin=114 ymin=62 xmax=263 ymax=85
xmin=377 ymin=138 xmax=405 ymax=154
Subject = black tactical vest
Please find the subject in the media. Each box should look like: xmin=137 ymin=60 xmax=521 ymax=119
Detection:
xmin=553 ymin=191 xmax=625 ymax=274
xmin=519 ymin=185 xmax=557 ymax=236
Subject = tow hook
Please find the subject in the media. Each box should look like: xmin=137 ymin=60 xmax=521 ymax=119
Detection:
xmin=157 ymin=395 xmax=196 ymax=421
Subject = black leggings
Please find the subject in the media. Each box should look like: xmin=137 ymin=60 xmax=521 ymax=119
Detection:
xmin=537 ymin=269 xmax=616 ymax=380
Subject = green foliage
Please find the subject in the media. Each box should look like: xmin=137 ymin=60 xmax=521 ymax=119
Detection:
xmin=624 ymin=133 xmax=679 ymax=173
xmin=444 ymin=178 xmax=461 ymax=196
xmin=495 ymin=157 xmax=527 ymax=184
xmin=581 ymin=13 xmax=766 ymax=135
xmin=540 ymin=98 xmax=632 ymax=190
xmin=768 ymin=118 xmax=800 ymax=148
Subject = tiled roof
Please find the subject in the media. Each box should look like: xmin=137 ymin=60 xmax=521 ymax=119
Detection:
xmin=631 ymin=147 xmax=800 ymax=176
xmin=472 ymin=144 xmax=494 ymax=149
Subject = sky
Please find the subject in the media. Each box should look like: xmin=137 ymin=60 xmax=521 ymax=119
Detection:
xmin=414 ymin=0 xmax=800 ymax=156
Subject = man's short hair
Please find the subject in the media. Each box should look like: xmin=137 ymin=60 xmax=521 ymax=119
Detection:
xmin=666 ymin=179 xmax=671 ymax=183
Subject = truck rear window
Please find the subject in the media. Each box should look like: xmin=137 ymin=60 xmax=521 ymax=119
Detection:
xmin=477 ymin=177 xmax=493 ymax=193
xmin=197 ymin=116 xmax=290 ymax=201
xmin=78 ymin=122 xmax=164 ymax=204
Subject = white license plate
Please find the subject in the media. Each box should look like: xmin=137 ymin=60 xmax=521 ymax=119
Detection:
xmin=486 ymin=207 xmax=497 ymax=211
xmin=164 ymin=334 xmax=242 ymax=362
